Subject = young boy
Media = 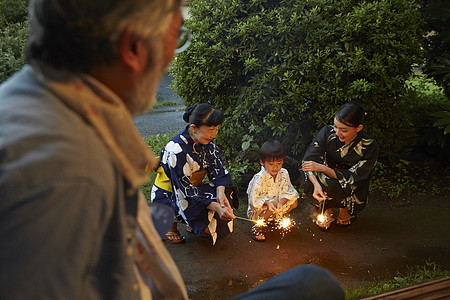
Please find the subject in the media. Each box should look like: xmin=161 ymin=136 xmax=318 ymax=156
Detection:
xmin=247 ymin=140 xmax=299 ymax=241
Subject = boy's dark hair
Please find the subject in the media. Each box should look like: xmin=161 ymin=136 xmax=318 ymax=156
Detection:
xmin=259 ymin=140 xmax=286 ymax=162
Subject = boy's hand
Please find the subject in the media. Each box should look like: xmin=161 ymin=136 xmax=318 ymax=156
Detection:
xmin=266 ymin=200 xmax=277 ymax=212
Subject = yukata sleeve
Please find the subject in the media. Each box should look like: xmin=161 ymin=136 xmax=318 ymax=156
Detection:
xmin=302 ymin=126 xmax=330 ymax=177
xmin=163 ymin=142 xmax=214 ymax=208
xmin=247 ymin=175 xmax=270 ymax=219
xmin=279 ymin=169 xmax=299 ymax=202
xmin=334 ymin=138 xmax=379 ymax=187
xmin=247 ymin=175 xmax=265 ymax=211
xmin=207 ymin=143 xmax=232 ymax=187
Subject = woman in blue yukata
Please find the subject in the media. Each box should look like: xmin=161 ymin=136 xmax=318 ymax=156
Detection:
xmin=301 ymin=102 xmax=379 ymax=230
xmin=151 ymin=103 xmax=238 ymax=244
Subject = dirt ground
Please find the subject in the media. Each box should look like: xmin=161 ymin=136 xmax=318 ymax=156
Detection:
xmin=164 ymin=194 xmax=450 ymax=299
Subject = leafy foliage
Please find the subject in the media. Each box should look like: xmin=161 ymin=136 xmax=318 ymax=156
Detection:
xmin=404 ymin=71 xmax=450 ymax=162
xmin=421 ymin=1 xmax=450 ymax=100
xmin=0 ymin=0 xmax=28 ymax=83
xmin=172 ymin=0 xmax=425 ymax=163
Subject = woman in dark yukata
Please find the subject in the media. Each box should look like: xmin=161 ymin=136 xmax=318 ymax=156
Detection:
xmin=301 ymin=102 xmax=379 ymax=230
xmin=151 ymin=103 xmax=238 ymax=244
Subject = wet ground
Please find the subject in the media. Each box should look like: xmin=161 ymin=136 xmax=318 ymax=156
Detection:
xmin=165 ymin=196 xmax=450 ymax=299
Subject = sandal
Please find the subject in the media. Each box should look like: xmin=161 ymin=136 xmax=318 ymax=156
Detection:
xmin=250 ymin=225 xmax=266 ymax=242
xmin=163 ymin=231 xmax=186 ymax=244
xmin=336 ymin=215 xmax=356 ymax=227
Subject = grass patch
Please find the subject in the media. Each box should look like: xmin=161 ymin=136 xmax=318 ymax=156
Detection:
xmin=153 ymin=98 xmax=180 ymax=109
xmin=345 ymin=261 xmax=450 ymax=299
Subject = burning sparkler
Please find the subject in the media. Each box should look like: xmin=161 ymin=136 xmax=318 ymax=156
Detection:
xmin=275 ymin=216 xmax=296 ymax=238
xmin=314 ymin=200 xmax=333 ymax=230
xmin=235 ymin=214 xmax=295 ymax=239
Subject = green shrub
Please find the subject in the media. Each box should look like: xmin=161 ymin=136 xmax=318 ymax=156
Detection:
xmin=0 ymin=0 xmax=28 ymax=83
xmin=421 ymin=1 xmax=450 ymax=100
xmin=172 ymin=0 xmax=425 ymax=163
xmin=404 ymin=71 xmax=450 ymax=163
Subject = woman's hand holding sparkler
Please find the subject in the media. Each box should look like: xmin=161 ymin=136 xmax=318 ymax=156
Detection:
xmin=208 ymin=187 xmax=235 ymax=221
xmin=215 ymin=202 xmax=235 ymax=221
xmin=306 ymin=174 xmax=327 ymax=202
xmin=313 ymin=186 xmax=327 ymax=202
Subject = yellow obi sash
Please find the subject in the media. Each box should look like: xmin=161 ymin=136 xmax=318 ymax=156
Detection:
xmin=154 ymin=167 xmax=207 ymax=192
xmin=154 ymin=166 xmax=173 ymax=192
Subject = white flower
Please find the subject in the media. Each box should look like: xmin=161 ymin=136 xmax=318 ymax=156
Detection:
xmin=183 ymin=153 xmax=200 ymax=176
xmin=177 ymin=188 xmax=189 ymax=210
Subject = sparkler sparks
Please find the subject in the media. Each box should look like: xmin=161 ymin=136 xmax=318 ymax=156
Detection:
xmin=315 ymin=213 xmax=331 ymax=229
xmin=235 ymin=214 xmax=295 ymax=240
xmin=255 ymin=218 xmax=266 ymax=227
xmin=275 ymin=216 xmax=296 ymax=239
xmin=314 ymin=200 xmax=333 ymax=230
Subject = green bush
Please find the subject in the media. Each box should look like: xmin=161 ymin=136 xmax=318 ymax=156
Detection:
xmin=172 ymin=0 xmax=425 ymax=163
xmin=404 ymin=71 xmax=449 ymax=163
xmin=421 ymin=1 xmax=450 ymax=100
xmin=0 ymin=0 xmax=28 ymax=83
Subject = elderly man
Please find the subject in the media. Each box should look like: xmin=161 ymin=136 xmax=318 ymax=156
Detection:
xmin=0 ymin=0 xmax=187 ymax=299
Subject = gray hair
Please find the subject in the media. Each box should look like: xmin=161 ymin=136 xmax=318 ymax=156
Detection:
xmin=26 ymin=0 xmax=180 ymax=73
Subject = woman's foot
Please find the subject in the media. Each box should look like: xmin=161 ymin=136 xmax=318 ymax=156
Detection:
xmin=163 ymin=223 xmax=185 ymax=244
xmin=164 ymin=230 xmax=186 ymax=244
xmin=250 ymin=225 xmax=266 ymax=242
xmin=336 ymin=208 xmax=356 ymax=226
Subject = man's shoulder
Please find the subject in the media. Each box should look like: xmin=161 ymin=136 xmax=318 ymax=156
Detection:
xmin=0 ymin=67 xmax=116 ymax=195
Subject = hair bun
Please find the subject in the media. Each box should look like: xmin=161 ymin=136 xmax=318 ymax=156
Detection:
xmin=183 ymin=105 xmax=197 ymax=123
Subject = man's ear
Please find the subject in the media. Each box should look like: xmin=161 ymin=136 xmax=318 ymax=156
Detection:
xmin=118 ymin=27 xmax=148 ymax=73
xmin=356 ymin=124 xmax=363 ymax=132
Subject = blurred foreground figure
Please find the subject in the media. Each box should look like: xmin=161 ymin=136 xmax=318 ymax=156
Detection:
xmin=0 ymin=0 xmax=188 ymax=298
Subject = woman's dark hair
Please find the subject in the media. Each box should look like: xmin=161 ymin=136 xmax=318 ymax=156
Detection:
xmin=259 ymin=140 xmax=286 ymax=162
xmin=335 ymin=102 xmax=366 ymax=127
xmin=183 ymin=103 xmax=224 ymax=127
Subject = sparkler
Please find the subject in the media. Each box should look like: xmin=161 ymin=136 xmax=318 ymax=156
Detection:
xmin=275 ymin=215 xmax=295 ymax=239
xmin=314 ymin=200 xmax=332 ymax=230
xmin=235 ymin=214 xmax=295 ymax=239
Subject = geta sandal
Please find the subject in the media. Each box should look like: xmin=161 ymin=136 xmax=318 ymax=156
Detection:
xmin=163 ymin=231 xmax=186 ymax=244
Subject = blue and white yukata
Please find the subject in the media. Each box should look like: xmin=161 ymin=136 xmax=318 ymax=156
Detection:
xmin=151 ymin=128 xmax=237 ymax=244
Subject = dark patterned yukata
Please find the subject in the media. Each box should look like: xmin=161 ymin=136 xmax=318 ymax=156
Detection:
xmin=151 ymin=128 xmax=236 ymax=244
xmin=302 ymin=125 xmax=379 ymax=216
